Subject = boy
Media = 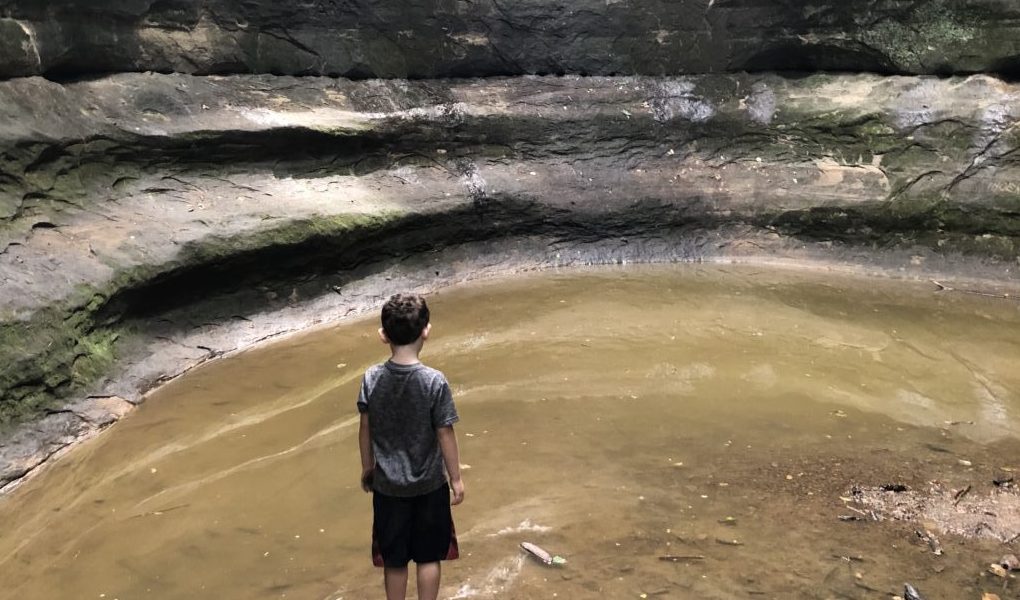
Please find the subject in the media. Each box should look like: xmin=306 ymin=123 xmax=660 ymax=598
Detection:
xmin=358 ymin=293 xmax=465 ymax=600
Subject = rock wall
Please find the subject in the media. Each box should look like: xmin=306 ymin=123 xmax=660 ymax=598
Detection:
xmin=3 ymin=2 xmax=1020 ymax=491
xmin=2 ymin=1 xmax=1020 ymax=79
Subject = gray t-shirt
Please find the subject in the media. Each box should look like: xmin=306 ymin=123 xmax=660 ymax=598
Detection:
xmin=357 ymin=361 xmax=459 ymax=497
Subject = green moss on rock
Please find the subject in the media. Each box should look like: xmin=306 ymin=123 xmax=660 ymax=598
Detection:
xmin=71 ymin=329 xmax=120 ymax=388
xmin=0 ymin=211 xmax=406 ymax=428
xmin=858 ymin=1 xmax=976 ymax=71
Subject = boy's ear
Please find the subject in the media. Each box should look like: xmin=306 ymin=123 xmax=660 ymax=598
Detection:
xmin=378 ymin=327 xmax=389 ymax=344
xmin=421 ymin=323 xmax=432 ymax=340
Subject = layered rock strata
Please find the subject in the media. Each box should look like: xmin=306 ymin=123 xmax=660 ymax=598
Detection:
xmin=2 ymin=71 xmax=1020 ymax=490
xmin=2 ymin=1 xmax=1020 ymax=79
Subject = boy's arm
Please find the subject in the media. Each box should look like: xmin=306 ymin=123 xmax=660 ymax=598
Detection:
xmin=359 ymin=413 xmax=374 ymax=492
xmin=437 ymin=425 xmax=464 ymax=505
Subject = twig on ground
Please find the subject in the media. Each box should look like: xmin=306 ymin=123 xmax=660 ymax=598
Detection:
xmin=931 ymin=280 xmax=1017 ymax=300
xmin=953 ymin=484 xmax=972 ymax=506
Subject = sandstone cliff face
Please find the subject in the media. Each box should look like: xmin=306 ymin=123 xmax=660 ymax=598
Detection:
xmin=2 ymin=2 xmax=1020 ymax=491
xmin=1 ymin=1 xmax=1020 ymax=79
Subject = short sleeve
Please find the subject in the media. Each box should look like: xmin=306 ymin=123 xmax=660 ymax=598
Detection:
xmin=431 ymin=378 xmax=459 ymax=428
xmin=356 ymin=375 xmax=370 ymax=414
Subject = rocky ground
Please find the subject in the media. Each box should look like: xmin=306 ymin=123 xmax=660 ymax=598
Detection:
xmin=850 ymin=482 xmax=1020 ymax=545
xmin=2 ymin=71 xmax=1020 ymax=492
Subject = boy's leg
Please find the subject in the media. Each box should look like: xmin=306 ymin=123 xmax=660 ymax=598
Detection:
xmin=374 ymin=491 xmax=413 ymax=599
xmin=384 ymin=566 xmax=409 ymax=600
xmin=409 ymin=484 xmax=456 ymax=600
xmin=409 ymin=483 xmax=457 ymax=562
xmin=416 ymin=562 xmax=441 ymax=600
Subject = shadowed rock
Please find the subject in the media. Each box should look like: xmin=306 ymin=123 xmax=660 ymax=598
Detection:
xmin=1 ymin=1 xmax=1020 ymax=79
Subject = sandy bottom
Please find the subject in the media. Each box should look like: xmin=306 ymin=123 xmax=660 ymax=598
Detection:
xmin=1 ymin=265 xmax=1018 ymax=599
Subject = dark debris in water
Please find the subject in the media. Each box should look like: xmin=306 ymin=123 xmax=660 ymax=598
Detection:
xmin=993 ymin=476 xmax=1015 ymax=490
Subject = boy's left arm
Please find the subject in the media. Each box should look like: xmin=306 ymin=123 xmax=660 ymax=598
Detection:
xmin=437 ymin=426 xmax=464 ymax=505
xmin=433 ymin=377 xmax=463 ymax=504
xmin=358 ymin=413 xmax=374 ymax=492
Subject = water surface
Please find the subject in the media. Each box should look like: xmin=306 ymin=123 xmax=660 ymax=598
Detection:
xmin=1 ymin=266 xmax=1019 ymax=599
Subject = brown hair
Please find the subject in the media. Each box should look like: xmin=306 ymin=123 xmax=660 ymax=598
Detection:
xmin=381 ymin=293 xmax=430 ymax=345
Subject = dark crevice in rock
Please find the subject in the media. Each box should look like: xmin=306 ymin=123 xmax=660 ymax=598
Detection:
xmin=30 ymin=65 xmax=1020 ymax=85
xmin=741 ymin=46 xmax=900 ymax=77
xmin=770 ymin=203 xmax=1020 ymax=258
xmin=97 ymin=197 xmax=708 ymax=324
xmin=987 ymin=55 xmax=1020 ymax=83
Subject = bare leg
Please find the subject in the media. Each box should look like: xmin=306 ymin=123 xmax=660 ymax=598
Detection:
xmin=384 ymin=566 xmax=409 ymax=600
xmin=416 ymin=562 xmax=441 ymax=600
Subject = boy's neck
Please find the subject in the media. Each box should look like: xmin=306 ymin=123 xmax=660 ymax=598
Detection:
xmin=389 ymin=343 xmax=422 ymax=366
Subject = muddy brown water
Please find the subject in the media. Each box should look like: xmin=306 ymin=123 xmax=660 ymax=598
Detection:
xmin=1 ymin=266 xmax=1019 ymax=600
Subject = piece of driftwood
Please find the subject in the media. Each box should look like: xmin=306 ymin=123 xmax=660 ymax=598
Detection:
xmin=904 ymin=583 xmax=927 ymax=600
xmin=520 ymin=542 xmax=567 ymax=566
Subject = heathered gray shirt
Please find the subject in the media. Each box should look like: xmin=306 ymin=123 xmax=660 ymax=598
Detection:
xmin=357 ymin=361 xmax=459 ymax=497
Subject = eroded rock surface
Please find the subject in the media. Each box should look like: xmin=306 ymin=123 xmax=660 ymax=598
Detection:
xmin=2 ymin=70 xmax=1020 ymax=490
xmin=1 ymin=1 xmax=1020 ymax=79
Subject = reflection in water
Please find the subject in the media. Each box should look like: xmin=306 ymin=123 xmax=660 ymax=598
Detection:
xmin=0 ymin=266 xmax=1018 ymax=599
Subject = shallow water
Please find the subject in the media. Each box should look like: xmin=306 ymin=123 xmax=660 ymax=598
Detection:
xmin=1 ymin=266 xmax=1019 ymax=600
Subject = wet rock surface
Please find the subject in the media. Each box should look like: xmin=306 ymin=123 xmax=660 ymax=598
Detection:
xmin=1 ymin=1 xmax=1020 ymax=79
xmin=2 ymin=70 xmax=1020 ymax=491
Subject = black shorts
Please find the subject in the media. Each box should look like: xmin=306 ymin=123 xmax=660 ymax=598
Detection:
xmin=372 ymin=483 xmax=460 ymax=568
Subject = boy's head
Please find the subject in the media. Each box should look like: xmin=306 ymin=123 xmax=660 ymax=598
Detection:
xmin=380 ymin=293 xmax=431 ymax=346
